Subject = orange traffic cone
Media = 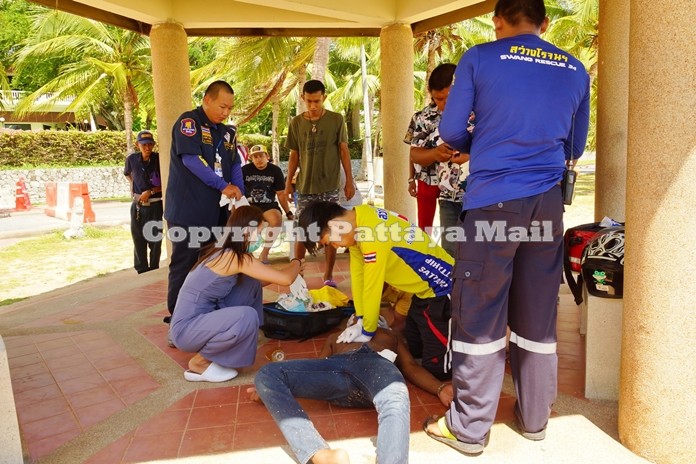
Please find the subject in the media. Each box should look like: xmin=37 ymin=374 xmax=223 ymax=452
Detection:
xmin=15 ymin=178 xmax=32 ymax=211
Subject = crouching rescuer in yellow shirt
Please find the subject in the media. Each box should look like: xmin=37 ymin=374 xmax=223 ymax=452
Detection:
xmin=299 ymin=201 xmax=454 ymax=380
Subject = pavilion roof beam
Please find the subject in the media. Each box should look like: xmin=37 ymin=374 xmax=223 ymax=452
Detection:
xmin=411 ymin=0 xmax=496 ymax=34
xmin=28 ymin=0 xmax=151 ymax=35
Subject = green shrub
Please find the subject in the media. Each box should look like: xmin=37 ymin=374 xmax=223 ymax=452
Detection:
xmin=0 ymin=130 xmax=128 ymax=168
xmin=0 ymin=130 xmax=364 ymax=169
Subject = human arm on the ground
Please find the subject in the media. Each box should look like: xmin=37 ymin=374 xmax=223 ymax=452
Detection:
xmin=394 ymin=336 xmax=453 ymax=408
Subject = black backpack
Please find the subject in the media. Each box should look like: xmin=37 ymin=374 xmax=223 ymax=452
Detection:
xmin=261 ymin=303 xmax=354 ymax=341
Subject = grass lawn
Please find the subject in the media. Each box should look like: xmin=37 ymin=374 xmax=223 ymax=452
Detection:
xmin=0 ymin=173 xmax=597 ymax=305
xmin=0 ymin=225 xmax=133 ymax=304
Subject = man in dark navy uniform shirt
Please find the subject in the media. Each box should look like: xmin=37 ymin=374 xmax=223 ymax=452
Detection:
xmin=163 ymin=81 xmax=245 ymax=324
xmin=124 ymin=130 xmax=162 ymax=274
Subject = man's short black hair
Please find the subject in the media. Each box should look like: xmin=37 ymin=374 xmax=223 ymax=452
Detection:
xmin=428 ymin=63 xmax=456 ymax=92
xmin=205 ymin=81 xmax=235 ymax=99
xmin=298 ymin=201 xmax=346 ymax=254
xmin=302 ymin=79 xmax=326 ymax=95
xmin=494 ymin=0 xmax=546 ymax=27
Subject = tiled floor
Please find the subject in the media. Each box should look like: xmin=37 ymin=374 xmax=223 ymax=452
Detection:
xmin=4 ymin=252 xmax=586 ymax=463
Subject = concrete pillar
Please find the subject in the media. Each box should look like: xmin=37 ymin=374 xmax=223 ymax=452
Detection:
xmin=149 ymin=22 xmax=192 ymax=196
xmin=594 ymin=0 xmax=629 ymax=222
xmin=149 ymin=22 xmax=192 ymax=258
xmin=380 ymin=24 xmax=415 ymax=220
xmin=619 ymin=1 xmax=696 ymax=463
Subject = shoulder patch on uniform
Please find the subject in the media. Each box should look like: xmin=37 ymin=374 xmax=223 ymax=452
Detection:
xmin=180 ymin=118 xmax=197 ymax=137
xmin=363 ymin=252 xmax=377 ymax=264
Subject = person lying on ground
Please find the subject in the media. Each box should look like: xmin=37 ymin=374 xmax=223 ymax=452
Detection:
xmin=248 ymin=322 xmax=454 ymax=464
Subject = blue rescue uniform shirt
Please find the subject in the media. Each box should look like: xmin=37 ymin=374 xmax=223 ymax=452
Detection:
xmin=439 ymin=34 xmax=591 ymax=211
xmin=164 ymin=106 xmax=241 ymax=227
xmin=124 ymin=152 xmax=161 ymax=197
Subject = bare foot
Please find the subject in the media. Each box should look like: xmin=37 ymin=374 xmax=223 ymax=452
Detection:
xmin=188 ymin=353 xmax=212 ymax=374
xmin=425 ymin=415 xmax=446 ymax=437
xmin=311 ymin=448 xmax=350 ymax=464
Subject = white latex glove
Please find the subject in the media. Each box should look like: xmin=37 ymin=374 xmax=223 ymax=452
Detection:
xmin=289 ymin=275 xmax=310 ymax=302
xmin=336 ymin=317 xmax=373 ymax=343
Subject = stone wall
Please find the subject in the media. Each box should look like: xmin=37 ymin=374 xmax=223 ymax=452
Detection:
xmin=0 ymin=167 xmax=130 ymax=204
xmin=0 ymin=159 xmax=365 ymax=204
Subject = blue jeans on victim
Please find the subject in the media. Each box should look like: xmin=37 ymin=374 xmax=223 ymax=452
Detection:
xmin=254 ymin=345 xmax=410 ymax=464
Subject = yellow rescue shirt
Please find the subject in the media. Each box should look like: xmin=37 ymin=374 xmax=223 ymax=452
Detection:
xmin=350 ymin=205 xmax=454 ymax=334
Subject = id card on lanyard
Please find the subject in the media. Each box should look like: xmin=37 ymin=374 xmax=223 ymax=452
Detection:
xmin=214 ymin=139 xmax=223 ymax=178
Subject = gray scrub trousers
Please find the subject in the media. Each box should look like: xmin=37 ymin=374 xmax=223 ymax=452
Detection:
xmin=446 ymin=184 xmax=564 ymax=444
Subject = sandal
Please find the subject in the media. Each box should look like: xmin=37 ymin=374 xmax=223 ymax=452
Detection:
xmin=423 ymin=416 xmax=487 ymax=456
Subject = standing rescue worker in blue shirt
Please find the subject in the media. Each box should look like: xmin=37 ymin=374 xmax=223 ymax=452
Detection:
xmin=124 ymin=130 xmax=162 ymax=274
xmin=163 ymin=81 xmax=245 ymax=325
xmin=423 ymin=0 xmax=590 ymax=455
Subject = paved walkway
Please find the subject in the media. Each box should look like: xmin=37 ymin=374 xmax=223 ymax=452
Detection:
xmin=0 ymin=251 xmax=649 ymax=464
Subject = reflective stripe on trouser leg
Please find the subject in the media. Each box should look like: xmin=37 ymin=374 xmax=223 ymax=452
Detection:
xmin=507 ymin=184 xmax=563 ymax=434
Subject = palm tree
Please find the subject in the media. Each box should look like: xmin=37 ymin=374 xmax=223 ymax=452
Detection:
xmin=311 ymin=37 xmax=332 ymax=82
xmin=544 ymin=0 xmax=599 ymax=147
xmin=12 ymin=9 xmax=152 ymax=154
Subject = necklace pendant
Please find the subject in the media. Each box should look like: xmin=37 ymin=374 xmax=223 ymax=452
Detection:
xmin=311 ymin=124 xmax=317 ymax=133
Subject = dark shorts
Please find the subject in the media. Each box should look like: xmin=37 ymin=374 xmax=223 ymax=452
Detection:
xmin=252 ymin=202 xmax=281 ymax=213
xmin=403 ymin=294 xmax=452 ymax=381
xmin=295 ymin=190 xmax=340 ymax=218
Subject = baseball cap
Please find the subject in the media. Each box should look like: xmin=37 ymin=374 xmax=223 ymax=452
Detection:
xmin=249 ymin=144 xmax=268 ymax=156
xmin=136 ymin=130 xmax=155 ymax=144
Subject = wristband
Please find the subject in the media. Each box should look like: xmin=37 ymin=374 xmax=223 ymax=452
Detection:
xmin=437 ymin=383 xmax=448 ymax=396
xmin=407 ymin=178 xmax=415 ymax=183
xmin=290 ymin=258 xmax=302 ymax=265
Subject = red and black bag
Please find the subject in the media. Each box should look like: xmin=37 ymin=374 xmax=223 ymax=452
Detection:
xmin=563 ymin=222 xmax=611 ymax=305
xmin=563 ymin=222 xmax=625 ymax=305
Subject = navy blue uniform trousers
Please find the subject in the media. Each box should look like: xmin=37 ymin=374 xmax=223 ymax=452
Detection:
xmin=446 ymin=184 xmax=563 ymax=444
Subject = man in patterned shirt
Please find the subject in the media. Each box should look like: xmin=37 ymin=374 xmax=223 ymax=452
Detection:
xmin=404 ymin=63 xmax=470 ymax=257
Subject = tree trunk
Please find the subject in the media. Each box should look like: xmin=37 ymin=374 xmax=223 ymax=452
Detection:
xmin=272 ymin=94 xmax=280 ymax=163
xmin=123 ymin=93 xmax=134 ymax=155
xmin=424 ymin=31 xmax=441 ymax=94
xmin=296 ymin=63 xmax=307 ymax=116
xmin=350 ymin=104 xmax=361 ymax=140
xmin=311 ymin=37 xmax=331 ymax=83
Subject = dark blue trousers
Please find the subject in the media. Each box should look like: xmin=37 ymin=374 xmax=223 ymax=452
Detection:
xmin=446 ymin=185 xmax=563 ymax=444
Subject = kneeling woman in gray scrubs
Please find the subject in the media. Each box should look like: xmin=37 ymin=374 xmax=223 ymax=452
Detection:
xmin=170 ymin=206 xmax=303 ymax=382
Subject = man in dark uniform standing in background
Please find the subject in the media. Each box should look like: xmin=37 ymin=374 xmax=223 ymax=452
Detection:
xmin=163 ymin=81 xmax=245 ymax=327
xmin=124 ymin=130 xmax=162 ymax=274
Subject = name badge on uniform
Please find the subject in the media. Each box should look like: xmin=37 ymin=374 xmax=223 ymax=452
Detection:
xmin=201 ymin=127 xmax=213 ymax=145
xmin=214 ymin=152 xmax=223 ymax=177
